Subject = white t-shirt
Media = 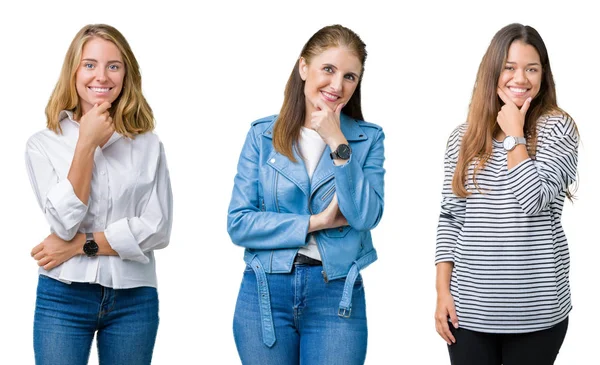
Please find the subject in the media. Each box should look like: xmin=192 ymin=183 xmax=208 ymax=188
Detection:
xmin=297 ymin=127 xmax=326 ymax=261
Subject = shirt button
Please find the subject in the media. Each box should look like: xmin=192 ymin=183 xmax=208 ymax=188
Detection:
xmin=270 ymin=158 xmax=275 ymax=163
xmin=100 ymin=171 xmax=106 ymax=175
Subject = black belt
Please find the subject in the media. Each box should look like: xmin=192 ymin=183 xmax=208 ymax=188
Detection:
xmin=294 ymin=254 xmax=322 ymax=266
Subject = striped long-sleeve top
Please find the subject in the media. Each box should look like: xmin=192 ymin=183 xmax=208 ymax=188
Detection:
xmin=435 ymin=114 xmax=579 ymax=333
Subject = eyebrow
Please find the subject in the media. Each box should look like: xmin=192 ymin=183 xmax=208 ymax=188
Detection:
xmin=506 ymin=61 xmax=541 ymax=66
xmin=82 ymin=58 xmax=124 ymax=64
xmin=323 ymin=63 xmax=360 ymax=79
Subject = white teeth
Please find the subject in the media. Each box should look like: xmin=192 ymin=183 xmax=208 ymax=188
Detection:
xmin=510 ymin=87 xmax=527 ymax=93
xmin=90 ymin=87 xmax=110 ymax=92
xmin=321 ymin=91 xmax=339 ymax=100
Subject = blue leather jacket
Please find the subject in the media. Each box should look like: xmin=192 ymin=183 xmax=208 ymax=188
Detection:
xmin=227 ymin=113 xmax=385 ymax=347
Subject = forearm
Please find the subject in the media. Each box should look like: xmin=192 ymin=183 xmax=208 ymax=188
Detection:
xmin=507 ymin=144 xmax=529 ymax=170
xmin=228 ymin=210 xmax=310 ymax=249
xmin=67 ymin=142 xmax=96 ymax=205
xmin=436 ymin=262 xmax=454 ymax=295
xmin=92 ymin=232 xmax=118 ymax=256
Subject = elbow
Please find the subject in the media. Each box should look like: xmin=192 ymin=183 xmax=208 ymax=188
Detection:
xmin=152 ymin=236 xmax=170 ymax=251
xmin=521 ymin=205 xmax=545 ymax=216
xmin=347 ymin=206 xmax=383 ymax=232
xmin=519 ymin=198 xmax=547 ymax=216
xmin=227 ymin=214 xmax=245 ymax=245
xmin=54 ymin=227 xmax=79 ymax=242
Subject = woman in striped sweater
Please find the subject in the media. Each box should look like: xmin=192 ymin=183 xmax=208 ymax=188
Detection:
xmin=434 ymin=23 xmax=578 ymax=365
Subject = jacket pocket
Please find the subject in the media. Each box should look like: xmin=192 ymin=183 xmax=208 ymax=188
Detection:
xmin=323 ymin=225 xmax=351 ymax=238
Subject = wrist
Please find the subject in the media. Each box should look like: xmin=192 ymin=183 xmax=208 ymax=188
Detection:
xmin=75 ymin=139 xmax=97 ymax=154
xmin=436 ymin=288 xmax=452 ymax=296
xmin=326 ymin=134 xmax=348 ymax=152
xmin=504 ymin=130 xmax=524 ymax=138
xmin=73 ymin=233 xmax=86 ymax=256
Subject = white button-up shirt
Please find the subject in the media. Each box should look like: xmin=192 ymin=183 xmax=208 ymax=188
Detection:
xmin=25 ymin=111 xmax=173 ymax=289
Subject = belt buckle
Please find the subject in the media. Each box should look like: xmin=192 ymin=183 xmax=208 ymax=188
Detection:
xmin=338 ymin=307 xmax=352 ymax=318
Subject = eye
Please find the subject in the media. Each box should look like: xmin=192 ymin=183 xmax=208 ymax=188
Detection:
xmin=504 ymin=66 xmax=514 ymax=71
xmin=84 ymin=63 xmax=94 ymax=69
xmin=108 ymin=64 xmax=120 ymax=71
xmin=323 ymin=66 xmax=333 ymax=73
xmin=344 ymin=74 xmax=356 ymax=81
xmin=526 ymin=68 xmax=539 ymax=73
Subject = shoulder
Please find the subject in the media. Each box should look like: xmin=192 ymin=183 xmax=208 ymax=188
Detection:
xmin=341 ymin=115 xmax=384 ymax=143
xmin=25 ymin=129 xmax=59 ymax=152
xmin=249 ymin=114 xmax=277 ymax=134
xmin=446 ymin=123 xmax=467 ymax=152
xmin=354 ymin=118 xmax=383 ymax=132
xmin=537 ymin=113 xmax=578 ymax=139
xmin=132 ymin=132 xmax=167 ymax=155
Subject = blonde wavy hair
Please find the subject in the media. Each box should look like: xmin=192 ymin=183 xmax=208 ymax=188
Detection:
xmin=46 ymin=24 xmax=153 ymax=137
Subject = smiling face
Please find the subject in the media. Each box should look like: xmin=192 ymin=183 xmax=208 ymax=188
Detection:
xmin=497 ymin=40 xmax=542 ymax=107
xmin=75 ymin=37 xmax=125 ymax=115
xmin=299 ymin=46 xmax=362 ymax=121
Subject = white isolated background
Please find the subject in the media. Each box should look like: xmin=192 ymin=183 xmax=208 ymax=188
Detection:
xmin=0 ymin=0 xmax=597 ymax=364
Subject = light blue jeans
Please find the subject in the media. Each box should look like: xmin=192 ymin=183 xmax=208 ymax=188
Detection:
xmin=33 ymin=274 xmax=159 ymax=365
xmin=233 ymin=264 xmax=368 ymax=365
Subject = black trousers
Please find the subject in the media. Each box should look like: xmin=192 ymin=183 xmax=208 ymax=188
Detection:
xmin=448 ymin=317 xmax=568 ymax=365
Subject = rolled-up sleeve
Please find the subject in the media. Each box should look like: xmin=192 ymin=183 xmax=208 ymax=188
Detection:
xmin=25 ymin=138 xmax=88 ymax=241
xmin=105 ymin=142 xmax=173 ymax=263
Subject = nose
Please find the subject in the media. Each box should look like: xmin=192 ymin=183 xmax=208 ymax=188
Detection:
xmin=330 ymin=73 xmax=343 ymax=92
xmin=513 ymin=69 xmax=527 ymax=84
xmin=95 ymin=67 xmax=108 ymax=83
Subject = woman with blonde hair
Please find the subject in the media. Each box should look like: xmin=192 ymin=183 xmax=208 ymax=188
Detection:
xmin=227 ymin=24 xmax=385 ymax=364
xmin=434 ymin=23 xmax=578 ymax=365
xmin=26 ymin=24 xmax=172 ymax=365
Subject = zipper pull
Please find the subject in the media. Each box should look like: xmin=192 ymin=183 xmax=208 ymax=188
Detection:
xmin=321 ymin=270 xmax=329 ymax=283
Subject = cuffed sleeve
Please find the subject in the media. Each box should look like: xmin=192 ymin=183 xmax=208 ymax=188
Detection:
xmin=104 ymin=142 xmax=173 ymax=263
xmin=25 ymin=138 xmax=88 ymax=240
xmin=227 ymin=127 xmax=311 ymax=250
xmin=435 ymin=128 xmax=466 ymax=264
xmin=334 ymin=129 xmax=385 ymax=231
xmin=506 ymin=116 xmax=578 ymax=215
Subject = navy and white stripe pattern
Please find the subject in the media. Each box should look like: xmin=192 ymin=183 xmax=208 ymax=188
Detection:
xmin=436 ymin=115 xmax=578 ymax=333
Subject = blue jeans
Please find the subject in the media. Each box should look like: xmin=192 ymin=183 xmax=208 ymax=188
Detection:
xmin=233 ymin=264 xmax=368 ymax=365
xmin=33 ymin=274 xmax=159 ymax=365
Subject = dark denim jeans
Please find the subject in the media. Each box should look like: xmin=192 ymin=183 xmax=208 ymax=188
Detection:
xmin=233 ymin=264 xmax=368 ymax=365
xmin=33 ymin=274 xmax=159 ymax=365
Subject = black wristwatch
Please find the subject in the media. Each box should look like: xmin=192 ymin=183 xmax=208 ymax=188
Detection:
xmin=330 ymin=143 xmax=352 ymax=160
xmin=83 ymin=233 xmax=99 ymax=257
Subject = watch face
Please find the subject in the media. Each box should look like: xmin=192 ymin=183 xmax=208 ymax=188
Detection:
xmin=83 ymin=240 xmax=99 ymax=257
xmin=503 ymin=137 xmax=516 ymax=151
xmin=337 ymin=144 xmax=352 ymax=159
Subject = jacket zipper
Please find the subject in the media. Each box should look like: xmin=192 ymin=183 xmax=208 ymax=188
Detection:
xmin=320 ymin=185 xmax=336 ymax=201
xmin=309 ymin=176 xmax=335 ymax=283
xmin=274 ymin=173 xmax=280 ymax=212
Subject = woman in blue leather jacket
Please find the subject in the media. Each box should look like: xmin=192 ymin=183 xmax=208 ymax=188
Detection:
xmin=227 ymin=24 xmax=385 ymax=365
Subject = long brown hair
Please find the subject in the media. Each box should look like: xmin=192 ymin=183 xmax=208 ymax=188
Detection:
xmin=46 ymin=24 xmax=154 ymax=138
xmin=273 ymin=24 xmax=367 ymax=161
xmin=453 ymin=23 xmax=566 ymax=197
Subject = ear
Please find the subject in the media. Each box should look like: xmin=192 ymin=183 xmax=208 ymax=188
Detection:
xmin=299 ymin=57 xmax=308 ymax=81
